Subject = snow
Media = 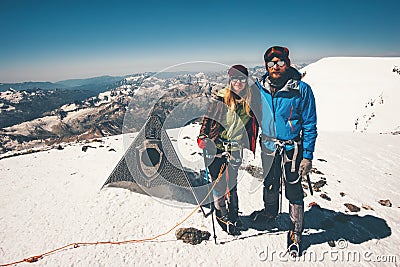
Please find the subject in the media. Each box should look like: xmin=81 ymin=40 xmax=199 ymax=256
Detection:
xmin=98 ymin=91 xmax=112 ymax=101
xmin=124 ymin=74 xmax=145 ymax=83
xmin=0 ymin=90 xmax=24 ymax=103
xmin=134 ymin=84 xmax=162 ymax=96
xmin=301 ymin=57 xmax=400 ymax=133
xmin=0 ymin=103 xmax=15 ymax=112
xmin=4 ymin=115 xmax=60 ymax=135
xmin=63 ymin=107 xmax=96 ymax=123
xmin=1 ymin=57 xmax=400 ymax=266
xmin=1 ymin=126 xmax=399 ymax=266
xmin=60 ymin=103 xmax=79 ymax=112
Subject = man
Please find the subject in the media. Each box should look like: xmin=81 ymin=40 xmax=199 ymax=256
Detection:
xmin=252 ymin=46 xmax=317 ymax=255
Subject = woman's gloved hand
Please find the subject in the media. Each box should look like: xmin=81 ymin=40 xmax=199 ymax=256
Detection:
xmin=197 ymin=134 xmax=208 ymax=149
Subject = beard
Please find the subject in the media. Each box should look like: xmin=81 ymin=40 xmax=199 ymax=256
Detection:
xmin=267 ymin=70 xmax=289 ymax=89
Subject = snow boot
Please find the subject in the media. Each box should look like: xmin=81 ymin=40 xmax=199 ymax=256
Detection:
xmin=251 ymin=184 xmax=279 ymax=224
xmin=287 ymin=230 xmax=302 ymax=257
xmin=287 ymin=202 xmax=304 ymax=257
xmin=249 ymin=209 xmax=277 ymax=225
xmin=227 ymin=208 xmax=243 ymax=229
xmin=227 ymin=187 xmax=243 ymax=229
xmin=215 ymin=210 xmax=241 ymax=236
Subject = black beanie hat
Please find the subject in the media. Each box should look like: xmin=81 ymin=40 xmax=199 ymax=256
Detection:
xmin=228 ymin=64 xmax=248 ymax=77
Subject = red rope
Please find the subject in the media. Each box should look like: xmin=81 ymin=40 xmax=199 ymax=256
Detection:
xmin=0 ymin=164 xmax=226 ymax=267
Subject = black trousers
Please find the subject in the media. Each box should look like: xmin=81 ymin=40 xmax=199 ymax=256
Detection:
xmin=206 ymin=149 xmax=242 ymax=215
xmin=261 ymin=145 xmax=304 ymax=216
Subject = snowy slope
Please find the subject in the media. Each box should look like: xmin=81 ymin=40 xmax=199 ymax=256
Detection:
xmin=1 ymin=125 xmax=399 ymax=266
xmin=301 ymin=57 xmax=400 ymax=133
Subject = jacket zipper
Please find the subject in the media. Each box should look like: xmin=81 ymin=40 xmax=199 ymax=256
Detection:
xmin=271 ymin=90 xmax=276 ymax=122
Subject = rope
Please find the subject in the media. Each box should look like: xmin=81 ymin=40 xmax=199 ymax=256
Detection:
xmin=215 ymin=214 xmax=234 ymax=227
xmin=0 ymin=164 xmax=227 ymax=267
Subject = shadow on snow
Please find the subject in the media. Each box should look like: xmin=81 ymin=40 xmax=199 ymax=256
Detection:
xmin=240 ymin=205 xmax=391 ymax=251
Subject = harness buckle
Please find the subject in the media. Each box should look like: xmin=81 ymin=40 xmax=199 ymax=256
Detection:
xmin=222 ymin=140 xmax=240 ymax=152
xmin=221 ymin=140 xmax=242 ymax=167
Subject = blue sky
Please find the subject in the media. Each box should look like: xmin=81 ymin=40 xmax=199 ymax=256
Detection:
xmin=1 ymin=0 xmax=399 ymax=82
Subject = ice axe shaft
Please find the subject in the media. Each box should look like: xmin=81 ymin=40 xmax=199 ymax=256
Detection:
xmin=205 ymin=202 xmax=214 ymax=218
xmin=203 ymin=148 xmax=217 ymax=244
xmin=306 ymin=174 xmax=313 ymax=196
xmin=211 ymin=211 xmax=217 ymax=244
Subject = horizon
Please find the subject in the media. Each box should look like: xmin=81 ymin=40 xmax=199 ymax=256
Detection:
xmin=1 ymin=56 xmax=398 ymax=84
xmin=1 ymin=0 xmax=400 ymax=83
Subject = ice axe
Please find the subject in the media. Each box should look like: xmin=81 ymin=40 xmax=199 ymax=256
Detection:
xmin=203 ymin=148 xmax=218 ymax=244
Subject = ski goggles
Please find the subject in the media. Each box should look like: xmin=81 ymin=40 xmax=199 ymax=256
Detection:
xmin=264 ymin=46 xmax=289 ymax=61
xmin=266 ymin=60 xmax=286 ymax=68
xmin=230 ymin=76 xmax=247 ymax=83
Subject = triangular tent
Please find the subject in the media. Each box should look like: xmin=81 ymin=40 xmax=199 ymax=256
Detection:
xmin=103 ymin=114 xmax=211 ymax=206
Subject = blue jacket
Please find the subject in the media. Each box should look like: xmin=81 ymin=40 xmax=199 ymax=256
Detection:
xmin=256 ymin=74 xmax=317 ymax=160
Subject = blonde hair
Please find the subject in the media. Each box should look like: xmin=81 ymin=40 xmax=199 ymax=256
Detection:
xmin=223 ymin=82 xmax=252 ymax=115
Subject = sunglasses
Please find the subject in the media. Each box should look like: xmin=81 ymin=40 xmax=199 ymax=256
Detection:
xmin=230 ymin=76 xmax=247 ymax=83
xmin=267 ymin=60 xmax=286 ymax=68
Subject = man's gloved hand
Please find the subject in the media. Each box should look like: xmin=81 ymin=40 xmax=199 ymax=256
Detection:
xmin=298 ymin=158 xmax=312 ymax=177
xmin=197 ymin=134 xmax=208 ymax=149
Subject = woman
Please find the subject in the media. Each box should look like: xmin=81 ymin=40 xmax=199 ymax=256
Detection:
xmin=197 ymin=65 xmax=259 ymax=235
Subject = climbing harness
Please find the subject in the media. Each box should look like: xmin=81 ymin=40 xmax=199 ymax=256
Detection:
xmin=261 ymin=135 xmax=302 ymax=213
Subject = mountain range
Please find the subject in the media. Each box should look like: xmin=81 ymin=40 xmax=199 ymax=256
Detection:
xmin=0 ymin=59 xmax=399 ymax=157
xmin=0 ymin=75 xmax=124 ymax=92
xmin=0 ymin=66 xmax=269 ymax=155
